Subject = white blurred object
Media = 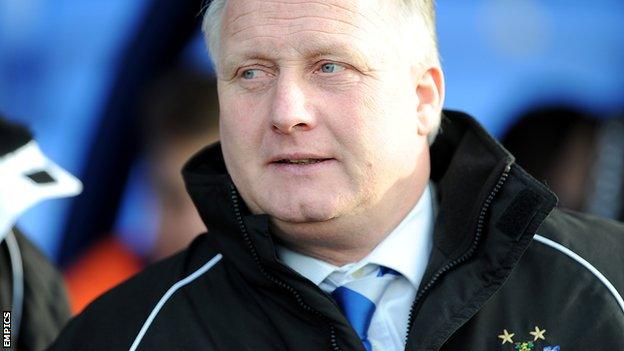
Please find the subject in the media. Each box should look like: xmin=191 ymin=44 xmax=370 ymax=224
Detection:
xmin=0 ymin=140 xmax=83 ymax=240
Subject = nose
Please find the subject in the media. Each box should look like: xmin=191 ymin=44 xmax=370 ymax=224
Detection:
xmin=270 ymin=75 xmax=316 ymax=134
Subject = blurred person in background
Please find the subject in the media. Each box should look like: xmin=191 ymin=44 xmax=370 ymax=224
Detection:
xmin=140 ymin=69 xmax=220 ymax=261
xmin=0 ymin=115 xmax=81 ymax=350
xmin=63 ymin=69 xmax=219 ymax=314
xmin=503 ymin=106 xmax=624 ymax=221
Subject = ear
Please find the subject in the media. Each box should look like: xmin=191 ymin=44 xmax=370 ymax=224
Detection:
xmin=414 ymin=66 xmax=445 ymax=136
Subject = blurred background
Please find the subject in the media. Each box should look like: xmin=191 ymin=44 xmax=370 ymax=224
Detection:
xmin=1 ymin=0 xmax=623 ymax=313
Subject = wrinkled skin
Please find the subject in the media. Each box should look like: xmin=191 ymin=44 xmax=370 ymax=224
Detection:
xmin=216 ymin=0 xmax=444 ymax=265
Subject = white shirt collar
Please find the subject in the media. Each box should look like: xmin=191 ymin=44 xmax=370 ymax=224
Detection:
xmin=277 ymin=183 xmax=435 ymax=289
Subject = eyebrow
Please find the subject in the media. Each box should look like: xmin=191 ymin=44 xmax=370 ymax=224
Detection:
xmin=299 ymin=41 xmax=371 ymax=67
xmin=220 ymin=42 xmax=276 ymax=76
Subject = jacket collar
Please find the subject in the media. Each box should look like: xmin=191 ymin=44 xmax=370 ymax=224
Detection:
xmin=409 ymin=111 xmax=558 ymax=349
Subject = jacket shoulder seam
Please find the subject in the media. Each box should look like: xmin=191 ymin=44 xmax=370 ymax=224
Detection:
xmin=533 ymin=234 xmax=624 ymax=314
xmin=128 ymin=253 xmax=223 ymax=351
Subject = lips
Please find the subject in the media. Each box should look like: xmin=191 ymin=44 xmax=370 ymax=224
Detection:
xmin=275 ymin=158 xmax=330 ymax=165
xmin=268 ymin=154 xmax=336 ymax=173
xmin=269 ymin=153 xmax=334 ymax=165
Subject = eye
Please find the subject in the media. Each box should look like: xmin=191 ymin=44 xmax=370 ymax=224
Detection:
xmin=319 ymin=63 xmax=345 ymax=74
xmin=241 ymin=69 xmax=260 ymax=79
xmin=240 ymin=68 xmax=272 ymax=80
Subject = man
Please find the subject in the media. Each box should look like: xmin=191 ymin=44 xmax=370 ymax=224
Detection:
xmin=50 ymin=0 xmax=624 ymax=350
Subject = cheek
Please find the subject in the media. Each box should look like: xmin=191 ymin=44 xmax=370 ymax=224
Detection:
xmin=219 ymin=92 xmax=265 ymax=154
xmin=319 ymin=87 xmax=388 ymax=182
xmin=329 ymin=81 xmax=420 ymax=176
xmin=220 ymin=102 xmax=249 ymax=139
xmin=218 ymin=97 xmax=260 ymax=185
xmin=335 ymin=85 xmax=403 ymax=152
xmin=367 ymin=80 xmax=420 ymax=148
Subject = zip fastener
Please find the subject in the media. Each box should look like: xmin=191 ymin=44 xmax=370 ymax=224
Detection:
xmin=229 ymin=185 xmax=344 ymax=351
xmin=404 ymin=163 xmax=512 ymax=347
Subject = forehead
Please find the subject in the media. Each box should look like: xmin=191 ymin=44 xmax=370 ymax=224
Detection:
xmin=219 ymin=0 xmax=396 ymax=64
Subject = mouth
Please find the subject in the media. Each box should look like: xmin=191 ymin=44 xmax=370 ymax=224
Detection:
xmin=268 ymin=155 xmax=336 ymax=173
xmin=273 ymin=158 xmax=332 ymax=165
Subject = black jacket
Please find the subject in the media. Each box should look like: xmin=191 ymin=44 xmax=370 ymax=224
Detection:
xmin=0 ymin=229 xmax=71 ymax=351
xmin=49 ymin=111 xmax=624 ymax=350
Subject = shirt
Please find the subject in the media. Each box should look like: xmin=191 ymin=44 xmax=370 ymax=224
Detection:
xmin=277 ymin=184 xmax=435 ymax=351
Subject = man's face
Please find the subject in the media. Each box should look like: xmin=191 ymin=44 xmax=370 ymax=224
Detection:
xmin=217 ymin=0 xmax=441 ymax=239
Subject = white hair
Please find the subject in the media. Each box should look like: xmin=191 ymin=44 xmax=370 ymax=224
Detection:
xmin=201 ymin=0 xmax=441 ymax=142
xmin=202 ymin=0 xmax=227 ymax=69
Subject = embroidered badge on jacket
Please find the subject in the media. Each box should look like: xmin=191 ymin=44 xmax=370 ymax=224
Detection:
xmin=514 ymin=341 xmax=534 ymax=351
xmin=498 ymin=329 xmax=515 ymax=344
xmin=497 ymin=326 xmax=559 ymax=351
xmin=529 ymin=326 xmax=546 ymax=341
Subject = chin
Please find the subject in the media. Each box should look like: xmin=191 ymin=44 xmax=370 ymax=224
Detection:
xmin=265 ymin=197 xmax=341 ymax=224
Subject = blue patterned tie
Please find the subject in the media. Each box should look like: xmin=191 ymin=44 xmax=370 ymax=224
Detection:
xmin=330 ymin=266 xmax=399 ymax=351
